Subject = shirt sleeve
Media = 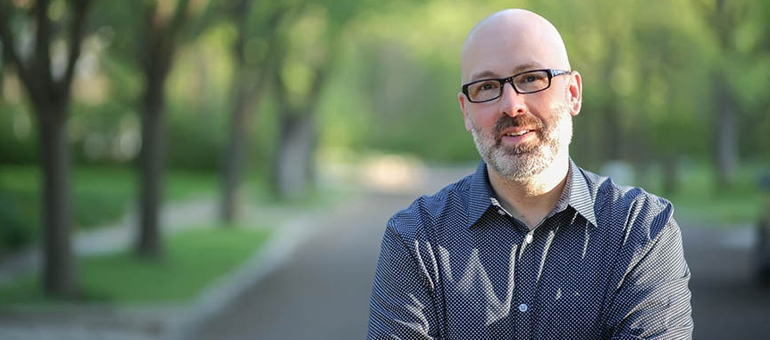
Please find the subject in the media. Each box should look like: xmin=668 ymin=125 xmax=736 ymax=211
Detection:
xmin=605 ymin=217 xmax=694 ymax=339
xmin=367 ymin=225 xmax=442 ymax=340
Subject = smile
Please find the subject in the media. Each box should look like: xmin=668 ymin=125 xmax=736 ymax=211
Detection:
xmin=504 ymin=130 xmax=532 ymax=137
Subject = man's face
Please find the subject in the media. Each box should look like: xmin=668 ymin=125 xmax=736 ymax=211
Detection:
xmin=458 ymin=15 xmax=581 ymax=181
xmin=468 ymin=99 xmax=573 ymax=181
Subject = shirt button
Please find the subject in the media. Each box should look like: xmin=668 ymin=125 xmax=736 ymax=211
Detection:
xmin=497 ymin=209 xmax=506 ymax=215
xmin=518 ymin=303 xmax=528 ymax=312
xmin=525 ymin=233 xmax=533 ymax=244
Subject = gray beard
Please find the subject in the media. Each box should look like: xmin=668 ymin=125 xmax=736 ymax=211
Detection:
xmin=470 ymin=105 xmax=572 ymax=181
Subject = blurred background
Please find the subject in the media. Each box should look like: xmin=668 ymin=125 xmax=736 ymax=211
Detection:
xmin=0 ymin=0 xmax=768 ymax=339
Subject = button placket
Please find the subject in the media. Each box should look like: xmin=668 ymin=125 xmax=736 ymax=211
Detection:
xmin=513 ymin=228 xmax=539 ymax=339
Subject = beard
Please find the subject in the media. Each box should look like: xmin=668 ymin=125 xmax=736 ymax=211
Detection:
xmin=470 ymin=103 xmax=573 ymax=181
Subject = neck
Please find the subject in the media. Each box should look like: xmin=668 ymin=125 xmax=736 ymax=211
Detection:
xmin=488 ymin=152 xmax=570 ymax=230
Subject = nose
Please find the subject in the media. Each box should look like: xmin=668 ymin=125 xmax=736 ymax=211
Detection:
xmin=498 ymin=82 xmax=527 ymax=117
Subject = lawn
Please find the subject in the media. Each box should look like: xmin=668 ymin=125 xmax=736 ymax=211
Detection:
xmin=0 ymin=165 xmax=220 ymax=251
xmin=0 ymin=226 xmax=272 ymax=305
xmin=643 ymin=161 xmax=767 ymax=226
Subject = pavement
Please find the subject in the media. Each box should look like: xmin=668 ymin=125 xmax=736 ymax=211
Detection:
xmin=1 ymin=165 xmax=769 ymax=339
xmin=680 ymin=222 xmax=770 ymax=339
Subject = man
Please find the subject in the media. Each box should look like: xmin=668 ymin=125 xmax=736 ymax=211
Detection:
xmin=366 ymin=9 xmax=693 ymax=340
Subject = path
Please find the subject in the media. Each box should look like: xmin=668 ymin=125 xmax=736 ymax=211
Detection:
xmin=680 ymin=222 xmax=770 ymax=339
xmin=189 ymin=165 xmax=470 ymax=340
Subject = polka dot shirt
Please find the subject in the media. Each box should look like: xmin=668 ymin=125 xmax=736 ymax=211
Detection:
xmin=367 ymin=160 xmax=693 ymax=339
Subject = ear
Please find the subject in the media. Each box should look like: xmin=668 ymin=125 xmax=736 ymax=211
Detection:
xmin=458 ymin=92 xmax=473 ymax=131
xmin=567 ymin=71 xmax=583 ymax=116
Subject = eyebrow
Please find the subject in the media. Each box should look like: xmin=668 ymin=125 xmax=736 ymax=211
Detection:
xmin=468 ymin=62 xmax=544 ymax=82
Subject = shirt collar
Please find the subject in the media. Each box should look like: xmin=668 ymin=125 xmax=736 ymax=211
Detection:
xmin=466 ymin=159 xmax=597 ymax=229
xmin=467 ymin=161 xmax=496 ymax=229
xmin=566 ymin=158 xmax=598 ymax=227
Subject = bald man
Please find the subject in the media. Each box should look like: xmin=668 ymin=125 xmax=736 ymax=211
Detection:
xmin=367 ymin=9 xmax=692 ymax=340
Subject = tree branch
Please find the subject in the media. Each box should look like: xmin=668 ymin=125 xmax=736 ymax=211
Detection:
xmin=150 ymin=0 xmax=193 ymax=79
xmin=245 ymin=6 xmax=288 ymax=98
xmin=59 ymin=0 xmax=91 ymax=100
xmin=186 ymin=0 xmax=216 ymax=39
xmin=167 ymin=0 xmax=193 ymax=41
xmin=0 ymin=3 xmax=38 ymax=102
xmin=304 ymin=31 xmax=344 ymax=115
xmin=34 ymin=0 xmax=54 ymax=95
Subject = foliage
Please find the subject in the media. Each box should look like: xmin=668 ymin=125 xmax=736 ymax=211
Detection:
xmin=0 ymin=0 xmax=768 ymax=218
xmin=0 ymin=226 xmax=272 ymax=304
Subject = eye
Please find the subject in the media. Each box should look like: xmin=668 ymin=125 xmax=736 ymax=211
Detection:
xmin=476 ymin=81 xmax=500 ymax=92
xmin=468 ymin=80 xmax=501 ymax=100
xmin=479 ymin=82 xmax=495 ymax=91
xmin=513 ymin=71 xmax=549 ymax=91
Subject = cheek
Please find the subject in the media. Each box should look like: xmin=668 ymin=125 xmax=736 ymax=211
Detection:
xmin=470 ymin=108 xmax=499 ymax=129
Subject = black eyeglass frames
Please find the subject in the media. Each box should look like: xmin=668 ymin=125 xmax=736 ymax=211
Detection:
xmin=461 ymin=69 xmax=571 ymax=103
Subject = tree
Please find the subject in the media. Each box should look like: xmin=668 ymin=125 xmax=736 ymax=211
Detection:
xmin=271 ymin=0 xmax=361 ymax=200
xmin=0 ymin=0 xmax=92 ymax=297
xmin=692 ymin=0 xmax=747 ymax=189
xmin=135 ymin=0 xmax=206 ymax=258
xmin=220 ymin=0 xmax=286 ymax=223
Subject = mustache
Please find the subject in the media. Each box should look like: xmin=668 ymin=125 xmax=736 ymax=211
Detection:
xmin=493 ymin=114 xmax=544 ymax=138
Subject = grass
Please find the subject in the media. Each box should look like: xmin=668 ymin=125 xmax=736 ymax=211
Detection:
xmin=0 ymin=165 xmax=220 ymax=251
xmin=0 ymin=226 xmax=272 ymax=305
xmin=642 ymin=161 xmax=766 ymax=225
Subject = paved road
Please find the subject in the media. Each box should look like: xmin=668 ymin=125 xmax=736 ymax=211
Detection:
xmin=190 ymin=191 xmax=411 ymax=340
xmin=681 ymin=224 xmax=770 ymax=339
xmin=191 ymin=180 xmax=770 ymax=339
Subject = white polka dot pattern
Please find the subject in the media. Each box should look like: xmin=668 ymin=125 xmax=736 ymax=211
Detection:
xmin=367 ymin=160 xmax=693 ymax=339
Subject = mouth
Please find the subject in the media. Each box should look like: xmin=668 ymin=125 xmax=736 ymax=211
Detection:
xmin=502 ymin=130 xmax=532 ymax=137
xmin=496 ymin=128 xmax=539 ymax=147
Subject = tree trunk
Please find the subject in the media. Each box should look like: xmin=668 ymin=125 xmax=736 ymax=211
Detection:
xmin=0 ymin=0 xmax=92 ymax=298
xmin=134 ymin=0 xmax=195 ymax=258
xmin=304 ymin=118 xmax=319 ymax=192
xmin=273 ymin=113 xmax=316 ymax=201
xmin=221 ymin=73 xmax=250 ymax=223
xmin=710 ymin=0 xmax=739 ymax=190
xmin=714 ymin=70 xmax=737 ymax=190
xmin=38 ymin=107 xmax=77 ymax=297
xmin=137 ymin=73 xmax=167 ymax=258
xmin=0 ymin=54 xmax=4 ymax=94
xmin=221 ymin=2 xmax=250 ymax=223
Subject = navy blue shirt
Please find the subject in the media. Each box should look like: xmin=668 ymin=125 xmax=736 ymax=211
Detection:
xmin=367 ymin=160 xmax=692 ymax=339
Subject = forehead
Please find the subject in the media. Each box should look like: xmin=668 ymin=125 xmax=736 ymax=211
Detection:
xmin=460 ymin=15 xmax=566 ymax=82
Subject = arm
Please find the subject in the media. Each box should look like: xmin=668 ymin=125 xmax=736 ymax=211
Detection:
xmin=604 ymin=217 xmax=693 ymax=339
xmin=367 ymin=225 xmax=442 ymax=340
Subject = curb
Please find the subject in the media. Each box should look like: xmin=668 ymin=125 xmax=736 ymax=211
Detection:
xmin=167 ymin=212 xmax=319 ymax=340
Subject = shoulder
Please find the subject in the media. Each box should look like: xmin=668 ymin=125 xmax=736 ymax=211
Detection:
xmin=581 ymin=167 xmax=676 ymax=243
xmin=386 ymin=174 xmax=474 ymax=243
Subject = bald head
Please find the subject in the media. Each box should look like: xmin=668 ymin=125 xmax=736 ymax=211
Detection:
xmin=461 ymin=9 xmax=571 ymax=83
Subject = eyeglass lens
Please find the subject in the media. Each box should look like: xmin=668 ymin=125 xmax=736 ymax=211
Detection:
xmin=468 ymin=70 xmax=550 ymax=102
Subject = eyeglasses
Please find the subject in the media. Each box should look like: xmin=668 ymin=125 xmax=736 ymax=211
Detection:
xmin=461 ymin=69 xmax=571 ymax=103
